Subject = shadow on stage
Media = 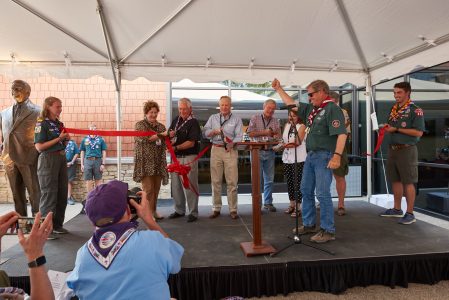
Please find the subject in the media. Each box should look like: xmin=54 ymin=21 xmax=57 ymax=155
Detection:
xmin=2 ymin=201 xmax=449 ymax=299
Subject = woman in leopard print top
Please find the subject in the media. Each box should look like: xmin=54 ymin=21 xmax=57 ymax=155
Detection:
xmin=133 ymin=100 xmax=168 ymax=220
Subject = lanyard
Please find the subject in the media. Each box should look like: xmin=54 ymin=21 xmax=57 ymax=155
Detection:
xmin=220 ymin=113 xmax=232 ymax=127
xmin=261 ymin=114 xmax=272 ymax=129
xmin=174 ymin=114 xmax=193 ymax=134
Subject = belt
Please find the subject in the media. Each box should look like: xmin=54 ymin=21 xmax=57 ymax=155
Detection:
xmin=86 ymin=157 xmax=101 ymax=160
xmin=390 ymin=144 xmax=412 ymax=151
xmin=47 ymin=150 xmax=65 ymax=155
xmin=213 ymin=144 xmax=225 ymax=147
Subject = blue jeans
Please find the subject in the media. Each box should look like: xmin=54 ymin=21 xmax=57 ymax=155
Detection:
xmin=256 ymin=150 xmax=275 ymax=205
xmin=300 ymin=150 xmax=335 ymax=233
xmin=251 ymin=151 xmax=275 ymax=205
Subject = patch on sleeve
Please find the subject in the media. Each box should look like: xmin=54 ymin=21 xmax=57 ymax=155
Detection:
xmin=34 ymin=125 xmax=41 ymax=133
xmin=415 ymin=108 xmax=424 ymax=116
xmin=332 ymin=120 xmax=341 ymax=128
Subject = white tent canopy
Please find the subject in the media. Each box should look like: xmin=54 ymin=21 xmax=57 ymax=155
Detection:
xmin=1 ymin=0 xmax=449 ymax=196
xmin=1 ymin=0 xmax=449 ymax=87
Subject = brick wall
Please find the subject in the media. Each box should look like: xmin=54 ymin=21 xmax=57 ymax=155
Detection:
xmin=0 ymin=75 xmax=170 ymax=203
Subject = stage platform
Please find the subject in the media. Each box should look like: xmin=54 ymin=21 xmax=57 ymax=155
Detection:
xmin=2 ymin=201 xmax=449 ymax=299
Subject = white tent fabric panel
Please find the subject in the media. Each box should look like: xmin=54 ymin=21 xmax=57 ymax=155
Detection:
xmin=1 ymin=0 xmax=449 ymax=86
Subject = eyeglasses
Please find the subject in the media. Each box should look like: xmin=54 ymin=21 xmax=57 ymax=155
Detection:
xmin=11 ymin=86 xmax=24 ymax=92
xmin=307 ymin=90 xmax=320 ymax=97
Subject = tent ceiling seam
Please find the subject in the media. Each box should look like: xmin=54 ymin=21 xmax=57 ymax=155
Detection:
xmin=335 ymin=0 xmax=369 ymax=73
xmin=10 ymin=0 xmax=109 ymax=60
xmin=119 ymin=0 xmax=194 ymax=64
xmin=97 ymin=0 xmax=120 ymax=92
xmin=370 ymin=33 xmax=449 ymax=72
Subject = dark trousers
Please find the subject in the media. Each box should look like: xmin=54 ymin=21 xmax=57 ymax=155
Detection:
xmin=37 ymin=152 xmax=68 ymax=229
xmin=4 ymin=161 xmax=40 ymax=216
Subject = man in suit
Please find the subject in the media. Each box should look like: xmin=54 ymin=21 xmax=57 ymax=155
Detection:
xmin=0 ymin=80 xmax=41 ymax=216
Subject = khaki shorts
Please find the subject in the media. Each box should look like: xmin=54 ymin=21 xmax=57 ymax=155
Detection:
xmin=387 ymin=145 xmax=418 ymax=184
xmin=333 ymin=149 xmax=349 ymax=177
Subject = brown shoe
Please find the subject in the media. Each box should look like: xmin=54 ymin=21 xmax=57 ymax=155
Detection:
xmin=337 ymin=207 xmax=346 ymax=216
xmin=292 ymin=225 xmax=318 ymax=235
xmin=209 ymin=211 xmax=221 ymax=219
xmin=310 ymin=229 xmax=336 ymax=243
xmin=230 ymin=212 xmax=238 ymax=219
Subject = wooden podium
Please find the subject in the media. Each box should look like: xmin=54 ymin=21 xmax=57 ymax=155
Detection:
xmin=236 ymin=141 xmax=277 ymax=256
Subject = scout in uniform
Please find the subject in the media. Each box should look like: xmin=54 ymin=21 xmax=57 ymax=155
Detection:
xmin=380 ymin=81 xmax=425 ymax=225
xmin=80 ymin=124 xmax=107 ymax=194
xmin=34 ymin=96 xmax=70 ymax=235
xmin=65 ymin=140 xmax=80 ymax=205
xmin=272 ymin=78 xmax=347 ymax=243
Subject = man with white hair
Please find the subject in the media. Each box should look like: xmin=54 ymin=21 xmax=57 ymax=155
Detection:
xmin=203 ymin=96 xmax=243 ymax=220
xmin=167 ymin=98 xmax=202 ymax=223
xmin=247 ymin=99 xmax=281 ymax=212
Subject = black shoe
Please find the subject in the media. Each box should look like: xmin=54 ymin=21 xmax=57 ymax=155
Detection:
xmin=264 ymin=204 xmax=277 ymax=212
xmin=47 ymin=233 xmax=58 ymax=240
xmin=187 ymin=214 xmax=198 ymax=222
xmin=168 ymin=212 xmax=185 ymax=219
xmin=53 ymin=227 xmax=69 ymax=234
xmin=80 ymin=199 xmax=87 ymax=214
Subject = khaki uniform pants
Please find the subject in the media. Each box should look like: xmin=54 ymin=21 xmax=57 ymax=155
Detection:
xmin=210 ymin=146 xmax=238 ymax=213
xmin=171 ymin=155 xmax=199 ymax=217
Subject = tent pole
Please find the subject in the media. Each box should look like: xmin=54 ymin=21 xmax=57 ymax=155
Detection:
xmin=365 ymin=76 xmax=373 ymax=201
xmin=115 ymin=68 xmax=122 ymax=180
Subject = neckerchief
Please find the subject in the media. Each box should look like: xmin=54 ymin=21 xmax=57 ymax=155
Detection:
xmin=87 ymin=221 xmax=137 ymax=269
xmin=388 ymin=99 xmax=412 ymax=122
xmin=88 ymin=136 xmax=100 ymax=150
xmin=307 ymin=98 xmax=332 ymax=127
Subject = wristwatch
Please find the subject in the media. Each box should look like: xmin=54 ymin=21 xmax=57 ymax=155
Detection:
xmin=28 ymin=255 xmax=46 ymax=268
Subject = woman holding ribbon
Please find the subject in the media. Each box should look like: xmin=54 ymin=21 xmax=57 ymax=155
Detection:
xmin=34 ymin=96 xmax=71 ymax=235
xmin=133 ymin=100 xmax=168 ymax=220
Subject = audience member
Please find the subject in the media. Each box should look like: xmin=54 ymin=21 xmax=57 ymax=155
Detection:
xmin=66 ymin=180 xmax=183 ymax=299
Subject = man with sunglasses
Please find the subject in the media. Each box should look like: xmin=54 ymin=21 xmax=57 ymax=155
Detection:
xmin=0 ymin=80 xmax=41 ymax=217
xmin=272 ymin=78 xmax=347 ymax=243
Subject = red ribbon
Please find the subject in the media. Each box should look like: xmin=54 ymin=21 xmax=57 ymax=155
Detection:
xmin=364 ymin=127 xmax=386 ymax=156
xmin=63 ymin=127 xmax=210 ymax=196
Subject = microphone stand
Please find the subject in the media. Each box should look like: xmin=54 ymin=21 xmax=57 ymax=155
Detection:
xmin=271 ymin=116 xmax=334 ymax=257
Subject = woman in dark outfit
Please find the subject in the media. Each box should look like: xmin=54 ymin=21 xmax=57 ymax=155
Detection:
xmin=34 ymin=96 xmax=71 ymax=235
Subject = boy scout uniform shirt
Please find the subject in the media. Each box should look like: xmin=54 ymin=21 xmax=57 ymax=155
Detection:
xmin=65 ymin=140 xmax=80 ymax=162
xmin=296 ymin=102 xmax=346 ymax=152
xmin=387 ymin=103 xmax=425 ymax=145
xmin=34 ymin=118 xmax=65 ymax=153
xmin=80 ymin=136 xmax=107 ymax=158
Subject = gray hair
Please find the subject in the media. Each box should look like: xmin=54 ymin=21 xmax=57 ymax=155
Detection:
xmin=263 ymin=99 xmax=277 ymax=108
xmin=219 ymin=95 xmax=232 ymax=105
xmin=178 ymin=97 xmax=192 ymax=108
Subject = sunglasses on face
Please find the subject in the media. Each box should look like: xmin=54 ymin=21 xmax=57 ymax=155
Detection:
xmin=307 ymin=90 xmax=320 ymax=97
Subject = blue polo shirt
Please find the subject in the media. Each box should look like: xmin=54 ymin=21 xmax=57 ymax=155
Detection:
xmin=80 ymin=136 xmax=107 ymax=158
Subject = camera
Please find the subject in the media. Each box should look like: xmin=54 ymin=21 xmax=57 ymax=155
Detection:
xmin=16 ymin=217 xmax=44 ymax=234
xmin=127 ymin=187 xmax=142 ymax=214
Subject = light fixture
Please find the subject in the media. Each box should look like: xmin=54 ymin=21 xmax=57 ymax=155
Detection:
xmin=290 ymin=59 xmax=297 ymax=72
xmin=249 ymin=57 xmax=255 ymax=69
xmin=161 ymin=54 xmax=166 ymax=67
xmin=381 ymin=52 xmax=393 ymax=63
xmin=418 ymin=35 xmax=436 ymax=46
xmin=63 ymin=51 xmax=71 ymax=68
xmin=205 ymin=56 xmax=211 ymax=68
xmin=330 ymin=60 xmax=338 ymax=72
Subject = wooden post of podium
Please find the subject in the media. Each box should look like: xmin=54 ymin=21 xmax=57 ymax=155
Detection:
xmin=237 ymin=141 xmax=276 ymax=256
